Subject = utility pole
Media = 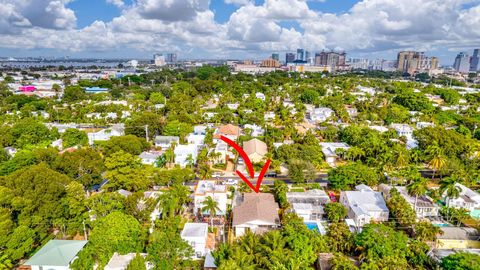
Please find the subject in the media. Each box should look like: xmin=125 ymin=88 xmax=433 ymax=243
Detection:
xmin=145 ymin=124 xmax=149 ymax=142
xmin=83 ymin=220 xmax=87 ymax=240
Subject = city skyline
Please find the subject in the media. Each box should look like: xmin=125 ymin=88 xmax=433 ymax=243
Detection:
xmin=1 ymin=0 xmax=480 ymax=64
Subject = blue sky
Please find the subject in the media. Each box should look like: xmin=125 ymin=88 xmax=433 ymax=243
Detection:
xmin=1 ymin=0 xmax=480 ymax=64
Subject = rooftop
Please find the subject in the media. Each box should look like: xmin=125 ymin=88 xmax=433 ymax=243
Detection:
xmin=438 ymin=227 xmax=480 ymax=241
xmin=233 ymin=193 xmax=279 ymax=226
xmin=104 ymin=253 xmax=146 ymax=270
xmin=342 ymin=188 xmax=388 ymax=217
xmin=181 ymin=223 xmax=209 ymax=238
xmin=25 ymin=240 xmax=88 ymax=266
xmin=195 ymin=180 xmax=227 ymax=195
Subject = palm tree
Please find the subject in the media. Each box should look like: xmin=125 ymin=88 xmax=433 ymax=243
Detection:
xmin=427 ymin=145 xmax=447 ymax=179
xmin=0 ymin=254 xmax=12 ymax=270
xmin=440 ymin=176 xmax=462 ymax=205
xmin=202 ymin=196 xmax=220 ymax=228
xmin=198 ymin=163 xmax=212 ymax=180
xmin=407 ymin=177 xmax=428 ymax=212
xmin=164 ymin=148 xmax=175 ymax=166
xmin=186 ymin=154 xmax=194 ymax=168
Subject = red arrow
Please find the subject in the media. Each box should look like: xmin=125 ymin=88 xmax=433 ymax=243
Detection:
xmin=220 ymin=135 xmax=271 ymax=193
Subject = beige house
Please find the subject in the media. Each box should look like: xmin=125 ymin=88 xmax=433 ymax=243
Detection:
xmin=243 ymin=138 xmax=268 ymax=163
xmin=233 ymin=193 xmax=279 ymax=237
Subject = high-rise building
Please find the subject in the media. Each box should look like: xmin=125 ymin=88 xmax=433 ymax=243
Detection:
xmin=296 ymin=49 xmax=305 ymax=61
xmin=348 ymin=58 xmax=369 ymax=70
xmin=271 ymin=53 xmax=280 ymax=62
xmin=305 ymin=51 xmax=311 ymax=64
xmin=166 ymin=53 xmax=177 ymax=63
xmin=396 ymin=51 xmax=438 ymax=74
xmin=314 ymin=51 xmax=346 ymax=70
xmin=453 ymin=52 xmax=471 ymax=73
xmin=154 ymin=54 xmax=166 ymax=67
xmin=286 ymin=53 xmax=296 ymax=64
xmin=260 ymin=58 xmax=281 ymax=68
xmin=470 ymin=49 xmax=479 ymax=71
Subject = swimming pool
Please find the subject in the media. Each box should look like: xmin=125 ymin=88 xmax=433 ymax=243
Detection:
xmin=432 ymin=223 xmax=450 ymax=227
xmin=304 ymin=221 xmax=326 ymax=235
xmin=305 ymin=222 xmax=318 ymax=231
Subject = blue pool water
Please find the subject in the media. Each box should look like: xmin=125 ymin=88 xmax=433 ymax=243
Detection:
xmin=432 ymin=223 xmax=450 ymax=227
xmin=305 ymin=222 xmax=319 ymax=231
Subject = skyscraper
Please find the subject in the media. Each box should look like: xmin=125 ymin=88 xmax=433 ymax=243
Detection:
xmin=396 ymin=51 xmax=438 ymax=74
xmin=453 ymin=52 xmax=471 ymax=73
xmin=296 ymin=49 xmax=305 ymax=61
xmin=166 ymin=53 xmax=177 ymax=63
xmin=470 ymin=49 xmax=479 ymax=71
xmin=305 ymin=51 xmax=311 ymax=64
xmin=286 ymin=53 xmax=296 ymax=64
xmin=271 ymin=53 xmax=280 ymax=62
xmin=153 ymin=54 xmax=166 ymax=66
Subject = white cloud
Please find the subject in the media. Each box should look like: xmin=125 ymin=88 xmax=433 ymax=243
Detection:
xmin=106 ymin=0 xmax=125 ymax=8
xmin=1 ymin=0 xmax=480 ymax=59
xmin=224 ymin=0 xmax=251 ymax=5
xmin=0 ymin=0 xmax=76 ymax=35
xmin=135 ymin=0 xmax=210 ymax=21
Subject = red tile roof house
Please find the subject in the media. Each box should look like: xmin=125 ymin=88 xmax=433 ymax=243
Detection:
xmin=232 ymin=193 xmax=280 ymax=237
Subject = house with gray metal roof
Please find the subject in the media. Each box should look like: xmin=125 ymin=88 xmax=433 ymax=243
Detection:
xmin=340 ymin=185 xmax=389 ymax=228
xmin=24 ymin=240 xmax=87 ymax=270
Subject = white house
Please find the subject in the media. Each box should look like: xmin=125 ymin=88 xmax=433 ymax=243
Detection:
xmin=287 ymin=189 xmax=330 ymax=221
xmin=194 ymin=180 xmax=228 ymax=216
xmin=390 ymin=123 xmax=414 ymax=138
xmin=226 ymin=103 xmax=240 ymax=110
xmin=443 ymin=183 xmax=480 ymax=213
xmin=174 ymin=144 xmax=198 ymax=167
xmin=154 ymin=136 xmax=179 ymax=149
xmin=194 ymin=125 xmax=208 ymax=135
xmin=379 ymin=184 xmax=440 ymax=219
xmin=181 ymin=223 xmax=209 ymax=259
xmin=416 ymin=122 xmax=435 ymax=129
xmin=368 ymin=125 xmax=389 ymax=133
xmin=244 ymin=124 xmax=265 ymax=137
xmin=87 ymin=124 xmax=125 ymax=145
xmin=264 ymin=111 xmax=275 ymax=121
xmin=255 ymin=92 xmax=266 ymax=101
xmin=320 ymin=142 xmax=350 ymax=166
xmin=340 ymin=185 xmax=389 ymax=228
xmin=356 ymin=86 xmax=377 ymax=96
xmin=139 ymin=151 xmax=162 ymax=165
xmin=310 ymin=107 xmax=334 ymax=122
xmin=104 ymin=253 xmax=150 ymax=270
xmin=24 ymin=240 xmax=88 ymax=270
xmin=187 ymin=134 xmax=205 ymax=147
xmin=3 ymin=147 xmax=17 ymax=157
xmin=232 ymin=193 xmax=280 ymax=237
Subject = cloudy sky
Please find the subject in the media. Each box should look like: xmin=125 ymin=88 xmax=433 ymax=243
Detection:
xmin=1 ymin=0 xmax=480 ymax=64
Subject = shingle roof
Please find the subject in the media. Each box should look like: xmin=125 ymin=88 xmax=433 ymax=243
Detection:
xmin=243 ymin=139 xmax=268 ymax=156
xmin=25 ymin=240 xmax=87 ymax=266
xmin=233 ymin=193 xmax=279 ymax=226
xmin=218 ymin=124 xmax=241 ymax=136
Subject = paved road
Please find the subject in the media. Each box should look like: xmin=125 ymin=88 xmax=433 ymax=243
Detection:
xmin=188 ymin=173 xmax=329 ymax=186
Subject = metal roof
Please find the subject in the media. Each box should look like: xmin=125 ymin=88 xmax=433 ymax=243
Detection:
xmin=25 ymin=240 xmax=87 ymax=266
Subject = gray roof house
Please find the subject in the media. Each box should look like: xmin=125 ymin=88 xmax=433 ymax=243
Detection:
xmin=24 ymin=240 xmax=88 ymax=270
xmin=379 ymin=184 xmax=439 ymax=219
xmin=339 ymin=185 xmax=389 ymax=228
xmin=287 ymin=189 xmax=330 ymax=221
xmin=233 ymin=193 xmax=279 ymax=237
xmin=154 ymin=136 xmax=179 ymax=149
